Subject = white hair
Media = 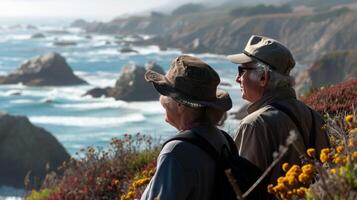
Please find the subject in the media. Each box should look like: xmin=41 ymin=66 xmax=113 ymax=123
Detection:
xmin=253 ymin=61 xmax=295 ymax=90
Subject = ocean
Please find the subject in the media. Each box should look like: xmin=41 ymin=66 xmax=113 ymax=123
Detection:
xmin=0 ymin=24 xmax=245 ymax=198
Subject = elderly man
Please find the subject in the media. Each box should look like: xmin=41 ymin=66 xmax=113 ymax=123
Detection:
xmin=227 ymin=35 xmax=330 ymax=184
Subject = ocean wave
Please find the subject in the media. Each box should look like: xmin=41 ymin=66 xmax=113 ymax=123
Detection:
xmin=54 ymin=99 xmax=164 ymax=114
xmin=29 ymin=113 xmax=146 ymax=127
xmin=55 ymin=100 xmax=128 ymax=110
xmin=17 ymin=86 xmax=91 ymax=101
xmin=0 ymin=57 xmax=22 ymax=62
xmin=87 ymin=48 xmax=119 ymax=56
xmin=193 ymin=53 xmax=227 ymax=59
xmin=1 ymin=89 xmax=23 ymax=96
xmin=75 ymin=71 xmax=117 ymax=87
xmin=4 ymin=34 xmax=31 ymax=41
xmin=9 ymin=99 xmax=35 ymax=104
xmin=126 ymin=101 xmax=165 ymax=114
xmin=59 ymin=131 xmax=121 ymax=142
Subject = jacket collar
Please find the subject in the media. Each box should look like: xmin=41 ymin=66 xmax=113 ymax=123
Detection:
xmin=247 ymin=87 xmax=297 ymax=114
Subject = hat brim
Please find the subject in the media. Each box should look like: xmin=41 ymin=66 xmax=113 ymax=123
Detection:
xmin=145 ymin=70 xmax=232 ymax=111
xmin=227 ymin=53 xmax=253 ymax=64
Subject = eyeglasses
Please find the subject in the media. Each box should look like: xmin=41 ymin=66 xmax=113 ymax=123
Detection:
xmin=237 ymin=65 xmax=258 ymax=77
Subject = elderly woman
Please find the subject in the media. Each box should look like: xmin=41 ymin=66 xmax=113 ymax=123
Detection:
xmin=141 ymin=55 xmax=232 ymax=200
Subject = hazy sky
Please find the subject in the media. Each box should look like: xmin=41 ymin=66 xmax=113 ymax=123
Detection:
xmin=0 ymin=0 xmax=210 ymax=20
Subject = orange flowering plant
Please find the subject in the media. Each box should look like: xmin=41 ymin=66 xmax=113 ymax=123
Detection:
xmin=268 ymin=112 xmax=357 ymax=200
xmin=26 ymin=133 xmax=159 ymax=200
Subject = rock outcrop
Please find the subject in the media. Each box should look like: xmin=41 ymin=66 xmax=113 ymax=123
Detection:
xmin=31 ymin=33 xmax=45 ymax=39
xmin=0 ymin=52 xmax=87 ymax=86
xmin=85 ymin=62 xmax=165 ymax=101
xmin=71 ymin=7 xmax=357 ymax=63
xmin=119 ymin=47 xmax=138 ymax=54
xmin=295 ymin=50 xmax=357 ymax=95
xmin=0 ymin=112 xmax=70 ymax=189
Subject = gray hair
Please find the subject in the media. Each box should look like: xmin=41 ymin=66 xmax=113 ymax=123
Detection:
xmin=254 ymin=61 xmax=295 ymax=90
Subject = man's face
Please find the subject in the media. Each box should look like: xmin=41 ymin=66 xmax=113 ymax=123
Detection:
xmin=159 ymin=95 xmax=180 ymax=129
xmin=235 ymin=62 xmax=265 ymax=103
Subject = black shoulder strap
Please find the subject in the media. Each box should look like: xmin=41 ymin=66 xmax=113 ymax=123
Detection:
xmin=162 ymin=130 xmax=220 ymax=161
xmin=220 ymin=130 xmax=239 ymax=156
xmin=308 ymin=106 xmax=317 ymax=147
xmin=270 ymin=103 xmax=315 ymax=148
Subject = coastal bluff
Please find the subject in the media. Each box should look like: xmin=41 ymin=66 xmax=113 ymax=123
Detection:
xmin=85 ymin=62 xmax=165 ymax=101
xmin=0 ymin=52 xmax=87 ymax=86
xmin=0 ymin=112 xmax=70 ymax=189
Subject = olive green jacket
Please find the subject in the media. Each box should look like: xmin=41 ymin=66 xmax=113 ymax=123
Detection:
xmin=234 ymin=87 xmax=329 ymax=184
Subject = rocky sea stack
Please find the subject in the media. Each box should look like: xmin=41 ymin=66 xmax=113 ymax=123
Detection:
xmin=0 ymin=112 xmax=70 ymax=189
xmin=85 ymin=62 xmax=165 ymax=101
xmin=0 ymin=52 xmax=87 ymax=86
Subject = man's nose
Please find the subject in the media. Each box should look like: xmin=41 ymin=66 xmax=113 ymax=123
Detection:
xmin=235 ymin=74 xmax=242 ymax=84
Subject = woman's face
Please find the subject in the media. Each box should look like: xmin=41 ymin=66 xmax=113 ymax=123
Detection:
xmin=159 ymin=95 xmax=180 ymax=129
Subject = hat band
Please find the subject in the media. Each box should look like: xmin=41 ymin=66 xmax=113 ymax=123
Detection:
xmin=243 ymin=50 xmax=277 ymax=70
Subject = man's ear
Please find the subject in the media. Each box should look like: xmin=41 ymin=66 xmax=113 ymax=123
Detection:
xmin=259 ymin=70 xmax=270 ymax=87
xmin=177 ymin=102 xmax=185 ymax=113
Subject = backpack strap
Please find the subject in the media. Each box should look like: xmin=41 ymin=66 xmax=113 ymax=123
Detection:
xmin=270 ymin=103 xmax=316 ymax=148
xmin=162 ymin=130 xmax=221 ymax=161
xmin=220 ymin=130 xmax=239 ymax=156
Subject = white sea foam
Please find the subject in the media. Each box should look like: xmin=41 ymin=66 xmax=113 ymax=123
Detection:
xmin=87 ymin=48 xmax=119 ymax=56
xmin=29 ymin=113 xmax=146 ymax=127
xmin=55 ymin=99 xmax=164 ymax=114
xmin=59 ymin=132 xmax=120 ymax=142
xmin=18 ymin=86 xmax=91 ymax=102
xmin=55 ymin=100 xmax=128 ymax=110
xmin=0 ymin=57 xmax=22 ymax=62
xmin=75 ymin=71 xmax=117 ymax=87
xmin=2 ymin=90 xmax=23 ymax=96
xmin=126 ymin=101 xmax=164 ymax=114
xmin=194 ymin=53 xmax=226 ymax=59
xmin=4 ymin=34 xmax=31 ymax=41
xmin=9 ymin=99 xmax=35 ymax=104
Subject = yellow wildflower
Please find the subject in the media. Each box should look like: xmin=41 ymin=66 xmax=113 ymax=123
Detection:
xmin=287 ymin=175 xmax=298 ymax=186
xmin=321 ymin=148 xmax=331 ymax=154
xmin=320 ymin=152 xmax=330 ymax=163
xmin=348 ymin=138 xmax=355 ymax=148
xmin=277 ymin=177 xmax=285 ymax=183
xmin=274 ymin=183 xmax=287 ymax=192
xmin=287 ymin=165 xmax=301 ymax=175
xmin=127 ymin=191 xmax=134 ymax=198
xmin=329 ymin=168 xmax=337 ymax=174
xmin=307 ymin=148 xmax=316 ymax=157
xmin=282 ymin=163 xmax=290 ymax=172
xmin=267 ymin=184 xmax=275 ymax=194
xmin=302 ymin=164 xmax=314 ymax=175
xmin=352 ymin=151 xmax=357 ymax=161
xmin=333 ymin=156 xmax=346 ymax=165
xmin=336 ymin=145 xmax=344 ymax=153
xmin=132 ymin=177 xmax=150 ymax=188
xmin=296 ymin=187 xmax=307 ymax=197
xmin=345 ymin=115 xmax=353 ymax=123
xmin=298 ymin=173 xmax=310 ymax=183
